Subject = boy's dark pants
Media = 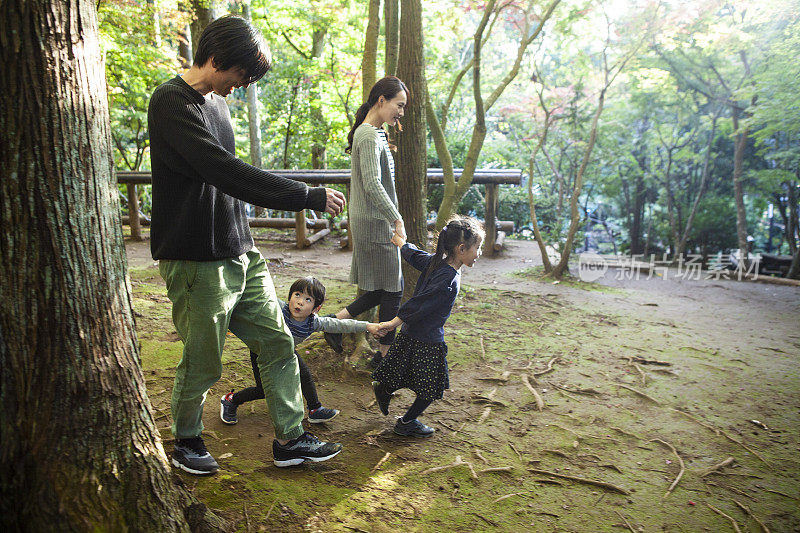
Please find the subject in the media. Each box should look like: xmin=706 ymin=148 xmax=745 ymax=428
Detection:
xmin=233 ymin=350 xmax=321 ymax=412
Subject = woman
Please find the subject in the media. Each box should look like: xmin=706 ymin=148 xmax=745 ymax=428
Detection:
xmin=324 ymin=76 xmax=409 ymax=366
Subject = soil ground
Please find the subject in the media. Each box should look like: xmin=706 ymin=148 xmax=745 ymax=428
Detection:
xmin=126 ymin=228 xmax=800 ymax=532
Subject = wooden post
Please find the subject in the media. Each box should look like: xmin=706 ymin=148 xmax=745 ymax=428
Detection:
xmin=127 ymin=183 xmax=141 ymax=241
xmin=484 ymin=183 xmax=498 ymax=255
xmin=295 ymin=210 xmax=307 ymax=248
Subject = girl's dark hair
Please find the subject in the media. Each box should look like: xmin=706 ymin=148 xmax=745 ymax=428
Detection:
xmin=288 ymin=277 xmax=326 ymax=307
xmin=345 ymin=76 xmax=409 ymax=153
xmin=194 ymin=16 xmax=272 ymax=84
xmin=425 ymin=216 xmax=485 ymax=279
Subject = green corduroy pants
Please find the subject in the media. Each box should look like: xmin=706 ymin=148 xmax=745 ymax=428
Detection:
xmin=159 ymin=248 xmax=304 ymax=440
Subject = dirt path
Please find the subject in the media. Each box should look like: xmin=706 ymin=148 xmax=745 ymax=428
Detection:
xmin=126 ymin=231 xmax=800 ymax=532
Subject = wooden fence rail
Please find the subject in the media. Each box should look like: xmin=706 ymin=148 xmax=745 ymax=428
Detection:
xmin=117 ymin=169 xmax=521 ymax=254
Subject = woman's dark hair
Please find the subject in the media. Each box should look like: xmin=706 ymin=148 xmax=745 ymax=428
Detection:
xmin=424 ymin=216 xmax=485 ymax=280
xmin=194 ymin=15 xmax=272 ymax=84
xmin=288 ymin=276 xmax=326 ymax=307
xmin=345 ymin=76 xmax=409 ymax=153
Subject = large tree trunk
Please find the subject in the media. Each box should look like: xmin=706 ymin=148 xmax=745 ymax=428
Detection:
xmin=178 ymin=22 xmax=193 ymax=68
xmin=362 ymin=0 xmax=381 ymax=103
xmin=0 ymin=1 xmax=223 ymax=530
xmin=384 ymin=0 xmax=399 ymax=76
xmin=191 ymin=0 xmax=224 ymax=53
xmin=395 ymin=0 xmax=428 ymax=295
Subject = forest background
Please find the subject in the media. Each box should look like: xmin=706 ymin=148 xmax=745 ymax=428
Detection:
xmin=102 ymin=0 xmax=800 ymax=278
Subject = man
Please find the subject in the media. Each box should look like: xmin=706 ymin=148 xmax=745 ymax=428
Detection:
xmin=147 ymin=15 xmax=345 ymax=474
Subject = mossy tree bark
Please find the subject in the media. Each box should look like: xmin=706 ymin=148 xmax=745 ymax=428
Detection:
xmin=362 ymin=0 xmax=381 ymax=103
xmin=395 ymin=0 xmax=428 ymax=295
xmin=0 ymin=1 xmax=224 ymax=530
xmin=190 ymin=0 xmax=225 ymax=54
xmin=384 ymin=0 xmax=399 ymax=76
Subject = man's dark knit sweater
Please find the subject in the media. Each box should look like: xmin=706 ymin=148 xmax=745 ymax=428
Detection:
xmin=147 ymin=76 xmax=327 ymax=260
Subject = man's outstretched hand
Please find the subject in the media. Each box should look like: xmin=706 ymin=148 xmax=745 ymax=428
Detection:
xmin=324 ymin=188 xmax=346 ymax=216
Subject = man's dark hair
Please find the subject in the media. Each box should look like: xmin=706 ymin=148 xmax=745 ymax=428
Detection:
xmin=194 ymin=15 xmax=272 ymax=84
xmin=288 ymin=277 xmax=326 ymax=308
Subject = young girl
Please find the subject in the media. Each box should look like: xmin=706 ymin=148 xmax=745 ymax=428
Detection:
xmin=372 ymin=216 xmax=485 ymax=437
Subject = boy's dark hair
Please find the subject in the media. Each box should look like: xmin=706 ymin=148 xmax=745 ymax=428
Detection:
xmin=194 ymin=15 xmax=272 ymax=84
xmin=289 ymin=277 xmax=326 ymax=308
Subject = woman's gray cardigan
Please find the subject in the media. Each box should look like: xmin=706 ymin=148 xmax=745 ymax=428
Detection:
xmin=348 ymin=124 xmax=403 ymax=292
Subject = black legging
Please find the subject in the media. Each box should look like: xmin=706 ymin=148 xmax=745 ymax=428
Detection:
xmin=402 ymin=396 xmax=433 ymax=422
xmin=231 ymin=351 xmax=321 ymax=411
xmin=345 ymin=289 xmax=403 ymax=346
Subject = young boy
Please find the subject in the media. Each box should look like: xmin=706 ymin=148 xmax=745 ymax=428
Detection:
xmin=221 ymin=276 xmax=385 ymax=425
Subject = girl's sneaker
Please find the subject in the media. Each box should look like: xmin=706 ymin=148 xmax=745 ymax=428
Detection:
xmin=220 ymin=391 xmax=238 ymax=424
xmin=308 ymin=406 xmax=339 ymax=423
xmin=393 ymin=417 xmax=435 ymax=438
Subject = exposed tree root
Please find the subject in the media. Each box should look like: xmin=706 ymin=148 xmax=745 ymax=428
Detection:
xmin=700 ymin=456 xmax=735 ymax=478
xmin=615 ymin=510 xmax=636 ymax=533
xmin=469 ymin=512 xmax=498 ymax=527
xmin=481 ymin=466 xmax=514 ymax=474
xmin=543 ymin=449 xmax=568 ymax=458
xmin=617 ymin=384 xmax=660 ymax=405
xmin=370 ymin=452 xmax=391 ymax=473
xmin=733 ymin=500 xmax=770 ymax=533
xmin=533 ymin=357 xmax=559 ymax=377
xmin=671 ymin=410 xmax=770 ymax=466
xmin=610 ymin=426 xmax=644 ymax=440
xmin=473 ymin=449 xmax=489 ymax=465
xmin=420 ymin=455 xmax=478 ymax=480
xmin=649 ymin=438 xmax=685 ymax=497
xmin=478 ymin=407 xmax=492 ymax=424
xmin=521 ymin=374 xmax=545 ymax=411
xmin=479 ymin=335 xmax=486 ymax=362
xmin=508 ymin=442 xmax=523 ymax=462
xmin=633 ymin=363 xmax=648 ymax=386
xmin=624 ymin=355 xmax=672 ymax=366
xmin=550 ymin=383 xmax=602 ymax=396
xmin=706 ymin=503 xmax=742 ymax=533
xmin=532 ymin=478 xmax=563 ymax=485
xmin=493 ymin=492 xmax=529 ymax=503
xmin=527 ymin=469 xmax=630 ymax=495
xmin=600 ymin=464 xmax=623 ymax=474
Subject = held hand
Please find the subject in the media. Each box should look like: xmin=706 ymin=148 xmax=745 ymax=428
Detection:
xmin=394 ymin=219 xmax=406 ymax=241
xmin=324 ymin=188 xmax=346 ymax=216
xmin=367 ymin=323 xmax=384 ymax=337
xmin=391 ymin=231 xmax=406 ymax=248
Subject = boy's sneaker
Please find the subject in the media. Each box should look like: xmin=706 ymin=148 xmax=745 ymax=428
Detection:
xmin=372 ymin=381 xmax=391 ymax=416
xmin=394 ymin=418 xmax=435 ymax=438
xmin=172 ymin=437 xmax=219 ymax=475
xmin=308 ymin=406 xmax=340 ymax=423
xmin=273 ymin=432 xmax=343 ymax=467
xmin=220 ymin=391 xmax=238 ymax=425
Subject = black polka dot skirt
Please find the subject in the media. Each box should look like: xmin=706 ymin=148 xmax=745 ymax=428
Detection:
xmin=373 ymin=332 xmax=449 ymax=401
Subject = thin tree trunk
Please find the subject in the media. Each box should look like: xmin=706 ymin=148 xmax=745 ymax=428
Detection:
xmin=676 ymin=115 xmax=718 ymax=258
xmin=786 ymin=179 xmax=798 ymax=255
xmin=433 ymin=0 xmax=560 ymax=230
xmin=310 ymin=27 xmax=328 ymax=170
xmin=243 ymin=2 xmax=264 ymax=217
xmin=283 ymin=80 xmax=301 ymax=169
xmin=0 ymin=1 xmax=223 ymax=529
xmin=362 ymin=0 xmax=380 ymax=103
xmin=630 ymin=170 xmax=645 ymax=255
xmin=552 ymin=87 xmax=606 ymax=279
xmin=731 ymin=107 xmax=750 ymax=259
xmin=384 ymin=0 xmax=399 ymax=76
xmin=178 ymin=23 xmax=193 ymax=68
xmin=146 ymin=0 xmax=162 ymax=46
xmin=527 ymin=123 xmax=553 ymax=272
xmin=396 ymin=0 xmax=427 ymax=295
